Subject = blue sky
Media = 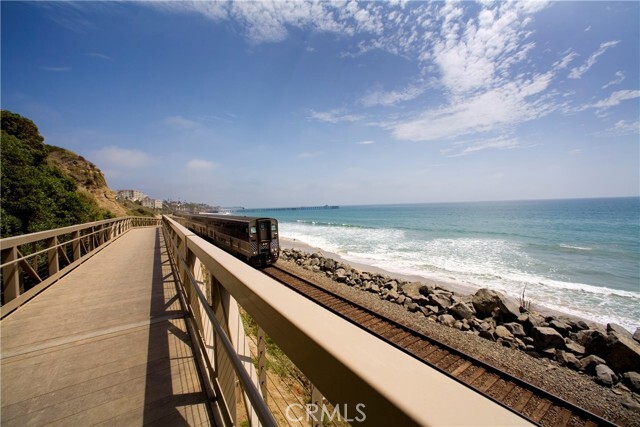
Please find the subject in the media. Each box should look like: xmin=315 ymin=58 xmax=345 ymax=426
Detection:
xmin=2 ymin=1 xmax=639 ymax=208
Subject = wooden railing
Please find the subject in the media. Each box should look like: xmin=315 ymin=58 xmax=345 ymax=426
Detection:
xmin=0 ymin=216 xmax=159 ymax=317
xmin=161 ymin=215 xmax=530 ymax=426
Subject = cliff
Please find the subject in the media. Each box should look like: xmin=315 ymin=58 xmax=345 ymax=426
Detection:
xmin=46 ymin=146 xmax=128 ymax=217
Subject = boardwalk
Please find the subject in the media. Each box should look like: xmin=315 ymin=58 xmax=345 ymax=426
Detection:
xmin=0 ymin=227 xmax=214 ymax=426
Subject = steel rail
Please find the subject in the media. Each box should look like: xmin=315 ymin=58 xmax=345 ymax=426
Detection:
xmin=263 ymin=265 xmax=619 ymax=427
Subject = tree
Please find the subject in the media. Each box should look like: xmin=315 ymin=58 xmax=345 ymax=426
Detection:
xmin=1 ymin=110 xmax=113 ymax=237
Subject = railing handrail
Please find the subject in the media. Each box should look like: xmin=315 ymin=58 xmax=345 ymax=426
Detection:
xmin=1 ymin=216 xmax=160 ymax=317
xmin=0 ymin=216 xmax=159 ymax=247
xmin=162 ymin=218 xmax=276 ymax=426
xmin=161 ymin=215 xmax=531 ymax=426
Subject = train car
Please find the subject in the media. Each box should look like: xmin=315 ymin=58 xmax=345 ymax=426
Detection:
xmin=177 ymin=213 xmax=279 ymax=267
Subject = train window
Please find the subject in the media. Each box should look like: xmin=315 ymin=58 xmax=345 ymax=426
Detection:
xmin=271 ymin=224 xmax=277 ymax=231
xmin=250 ymin=226 xmax=256 ymax=234
xmin=260 ymin=223 xmax=265 ymax=230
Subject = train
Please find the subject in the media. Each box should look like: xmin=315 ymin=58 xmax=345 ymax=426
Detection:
xmin=176 ymin=213 xmax=280 ymax=267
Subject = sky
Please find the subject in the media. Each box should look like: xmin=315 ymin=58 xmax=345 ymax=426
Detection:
xmin=2 ymin=1 xmax=639 ymax=208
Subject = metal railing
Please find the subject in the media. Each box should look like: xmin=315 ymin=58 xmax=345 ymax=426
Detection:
xmin=0 ymin=216 xmax=160 ymax=317
xmin=162 ymin=215 xmax=531 ymax=426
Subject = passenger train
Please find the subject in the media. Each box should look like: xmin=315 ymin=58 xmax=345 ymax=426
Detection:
xmin=177 ymin=213 xmax=279 ymax=267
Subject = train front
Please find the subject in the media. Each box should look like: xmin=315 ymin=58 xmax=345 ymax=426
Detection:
xmin=251 ymin=218 xmax=280 ymax=266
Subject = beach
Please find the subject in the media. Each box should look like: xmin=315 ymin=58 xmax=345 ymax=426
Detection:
xmin=280 ymin=237 xmax=593 ymax=324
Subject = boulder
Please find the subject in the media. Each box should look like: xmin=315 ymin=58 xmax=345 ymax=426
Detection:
xmin=556 ymin=350 xmax=581 ymax=370
xmin=517 ymin=313 xmax=544 ymax=333
xmin=400 ymin=282 xmax=430 ymax=305
xmin=429 ymin=294 xmax=452 ymax=310
xmin=503 ymin=322 xmax=526 ymax=337
xmin=564 ymin=339 xmax=586 ymax=355
xmin=622 ymin=372 xmax=640 ymax=393
xmin=530 ymin=327 xmax=565 ymax=350
xmin=478 ymin=322 xmax=495 ymax=340
xmin=438 ymin=314 xmax=456 ymax=327
xmin=549 ymin=320 xmax=571 ymax=337
xmin=407 ymin=303 xmax=420 ymax=313
xmin=607 ymin=323 xmax=632 ymax=339
xmin=396 ymin=295 xmax=406 ymax=305
xmin=495 ymin=325 xmax=514 ymax=341
xmin=449 ymin=302 xmax=476 ymax=320
xmin=576 ymin=320 xmax=590 ymax=330
xmin=425 ymin=305 xmax=441 ymax=315
xmin=579 ymin=355 xmax=606 ymax=374
xmin=595 ymin=364 xmax=618 ymax=387
xmin=384 ymin=281 xmax=398 ymax=291
xmin=335 ymin=268 xmax=347 ymax=282
xmin=472 ymin=288 xmax=520 ymax=320
xmin=633 ymin=327 xmax=640 ymax=343
xmin=386 ymin=290 xmax=400 ymax=301
xmin=576 ymin=329 xmax=608 ymax=354
xmin=600 ymin=332 xmax=640 ymax=373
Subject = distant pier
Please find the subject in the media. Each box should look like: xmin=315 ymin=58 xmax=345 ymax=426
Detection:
xmin=238 ymin=205 xmax=339 ymax=212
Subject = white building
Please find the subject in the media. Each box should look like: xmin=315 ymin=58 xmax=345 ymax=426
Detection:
xmin=141 ymin=197 xmax=163 ymax=209
xmin=117 ymin=189 xmax=146 ymax=202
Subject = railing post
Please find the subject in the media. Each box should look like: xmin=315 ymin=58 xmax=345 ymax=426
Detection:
xmin=72 ymin=231 xmax=81 ymax=261
xmin=47 ymin=237 xmax=59 ymax=277
xmin=1 ymin=247 xmax=20 ymax=303
xmin=310 ymin=384 xmax=325 ymax=427
xmin=257 ymin=326 xmax=268 ymax=404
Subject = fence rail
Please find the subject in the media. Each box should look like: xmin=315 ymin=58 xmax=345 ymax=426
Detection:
xmin=161 ymin=215 xmax=530 ymax=426
xmin=0 ymin=216 xmax=160 ymax=317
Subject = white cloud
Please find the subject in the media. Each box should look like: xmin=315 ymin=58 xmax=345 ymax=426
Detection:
xmin=93 ymin=146 xmax=152 ymax=168
xmin=553 ymin=51 xmax=578 ymax=70
xmin=187 ymin=159 xmax=215 ymax=170
xmin=147 ymin=1 xmax=372 ymax=44
xmin=569 ymin=40 xmax=620 ymax=79
xmin=308 ymin=109 xmax=363 ymax=123
xmin=164 ymin=115 xmax=203 ymax=131
xmin=356 ymin=140 xmax=375 ymax=145
xmin=297 ymin=151 xmax=323 ymax=159
xmin=602 ymin=71 xmax=625 ymax=89
xmin=455 ymin=136 xmax=521 ymax=156
xmin=360 ymin=84 xmax=426 ymax=107
xmin=88 ymin=52 xmax=112 ymax=60
xmin=611 ymin=120 xmax=640 ymax=135
xmin=431 ymin=2 xmax=544 ymax=97
xmin=586 ymin=90 xmax=640 ymax=110
xmin=39 ymin=66 xmax=71 ymax=72
xmin=392 ymin=72 xmax=554 ymax=141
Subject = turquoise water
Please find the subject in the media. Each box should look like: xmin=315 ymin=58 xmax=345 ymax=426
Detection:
xmin=268 ymin=198 xmax=640 ymax=332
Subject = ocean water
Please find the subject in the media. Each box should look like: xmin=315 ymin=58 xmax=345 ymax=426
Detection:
xmin=269 ymin=198 xmax=640 ymax=332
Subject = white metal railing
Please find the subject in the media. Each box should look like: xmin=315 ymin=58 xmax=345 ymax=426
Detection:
xmin=162 ymin=215 xmax=531 ymax=426
xmin=0 ymin=216 xmax=159 ymax=317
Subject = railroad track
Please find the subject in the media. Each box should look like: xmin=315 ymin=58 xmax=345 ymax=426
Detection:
xmin=262 ymin=265 xmax=620 ymax=427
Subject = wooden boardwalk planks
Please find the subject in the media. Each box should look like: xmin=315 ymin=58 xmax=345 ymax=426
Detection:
xmin=0 ymin=227 xmax=214 ymax=426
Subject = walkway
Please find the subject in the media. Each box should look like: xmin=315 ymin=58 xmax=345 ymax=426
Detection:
xmin=0 ymin=227 xmax=214 ymax=426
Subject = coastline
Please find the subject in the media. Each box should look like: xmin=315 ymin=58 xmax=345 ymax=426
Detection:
xmin=276 ymin=239 xmax=640 ymax=425
xmin=279 ymin=236 xmax=602 ymax=328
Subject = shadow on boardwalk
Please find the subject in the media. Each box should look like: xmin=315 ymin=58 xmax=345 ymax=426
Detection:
xmin=0 ymin=227 xmax=213 ymax=426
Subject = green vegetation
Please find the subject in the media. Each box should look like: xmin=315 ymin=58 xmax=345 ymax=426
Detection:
xmin=121 ymin=199 xmax=157 ymax=217
xmin=1 ymin=110 xmax=114 ymax=237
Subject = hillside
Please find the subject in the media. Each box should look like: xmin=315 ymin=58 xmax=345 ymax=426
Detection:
xmin=46 ymin=146 xmax=127 ymax=217
xmin=0 ymin=110 xmax=126 ymax=237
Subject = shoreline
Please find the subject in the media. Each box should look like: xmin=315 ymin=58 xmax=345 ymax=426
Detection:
xmin=279 ymin=236 xmax=604 ymax=329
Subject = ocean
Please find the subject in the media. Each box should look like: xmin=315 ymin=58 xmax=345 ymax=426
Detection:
xmin=268 ymin=198 xmax=640 ymax=332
